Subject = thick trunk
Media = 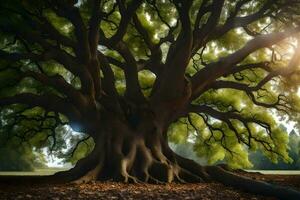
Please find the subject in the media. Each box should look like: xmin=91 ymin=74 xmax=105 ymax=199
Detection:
xmin=67 ymin=117 xmax=200 ymax=184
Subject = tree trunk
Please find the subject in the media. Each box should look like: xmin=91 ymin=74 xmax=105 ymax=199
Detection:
xmin=67 ymin=117 xmax=203 ymax=184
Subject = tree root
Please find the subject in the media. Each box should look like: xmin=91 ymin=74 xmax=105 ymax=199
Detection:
xmin=206 ymin=165 xmax=300 ymax=200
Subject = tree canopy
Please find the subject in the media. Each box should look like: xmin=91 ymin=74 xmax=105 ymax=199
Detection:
xmin=0 ymin=0 xmax=300 ymax=185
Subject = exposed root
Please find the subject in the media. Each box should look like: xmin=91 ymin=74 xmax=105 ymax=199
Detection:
xmin=206 ymin=165 xmax=300 ymax=200
xmin=178 ymin=167 xmax=203 ymax=183
xmin=173 ymin=153 xmax=211 ymax=182
xmin=72 ymin=164 xmax=102 ymax=184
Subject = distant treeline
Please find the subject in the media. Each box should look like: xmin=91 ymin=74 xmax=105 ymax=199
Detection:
xmin=0 ymin=145 xmax=45 ymax=171
xmin=249 ymin=130 xmax=300 ymax=170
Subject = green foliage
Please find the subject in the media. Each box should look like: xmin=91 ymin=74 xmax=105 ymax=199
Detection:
xmin=66 ymin=137 xmax=94 ymax=164
xmin=168 ymin=119 xmax=190 ymax=144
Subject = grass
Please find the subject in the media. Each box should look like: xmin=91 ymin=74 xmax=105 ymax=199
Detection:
xmin=246 ymin=170 xmax=300 ymax=175
xmin=1 ymin=169 xmax=300 ymax=176
xmin=0 ymin=168 xmax=70 ymax=176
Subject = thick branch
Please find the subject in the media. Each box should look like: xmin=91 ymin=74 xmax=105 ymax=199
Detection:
xmin=0 ymin=50 xmax=48 ymax=62
xmin=132 ymin=13 xmax=163 ymax=75
xmin=49 ymin=1 xmax=91 ymax=63
xmin=86 ymin=0 xmax=103 ymax=99
xmin=192 ymin=0 xmax=225 ymax=53
xmin=20 ymin=71 xmax=86 ymax=107
xmin=0 ymin=93 xmax=81 ymax=124
xmin=106 ymin=0 xmax=143 ymax=47
xmin=88 ymin=0 xmax=102 ymax=56
xmin=98 ymin=53 xmax=118 ymax=97
xmin=152 ymin=1 xmax=193 ymax=101
xmin=115 ymin=42 xmax=145 ymax=102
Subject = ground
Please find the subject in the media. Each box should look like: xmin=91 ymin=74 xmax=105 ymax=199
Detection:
xmin=0 ymin=172 xmax=299 ymax=200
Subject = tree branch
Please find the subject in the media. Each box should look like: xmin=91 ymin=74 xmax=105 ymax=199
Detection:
xmin=223 ymin=62 xmax=272 ymax=77
xmin=88 ymin=0 xmax=102 ymax=56
xmin=211 ymin=80 xmax=291 ymax=113
xmin=20 ymin=71 xmax=86 ymax=107
xmin=49 ymin=0 xmax=91 ymax=63
xmin=0 ymin=93 xmax=82 ymax=124
xmin=115 ymin=42 xmax=145 ymax=102
xmin=210 ymin=0 xmax=273 ymax=40
xmin=152 ymin=0 xmax=193 ymax=101
xmin=192 ymin=0 xmax=225 ymax=53
xmin=98 ymin=53 xmax=118 ymax=97
xmin=106 ymin=0 xmax=143 ymax=47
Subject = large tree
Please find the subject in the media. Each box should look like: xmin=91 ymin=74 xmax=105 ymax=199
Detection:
xmin=1 ymin=0 xmax=300 ymax=198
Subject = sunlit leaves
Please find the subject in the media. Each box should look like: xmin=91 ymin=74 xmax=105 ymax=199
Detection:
xmin=168 ymin=118 xmax=190 ymax=144
xmin=67 ymin=137 xmax=94 ymax=164
xmin=138 ymin=70 xmax=156 ymax=96
xmin=44 ymin=11 xmax=75 ymax=38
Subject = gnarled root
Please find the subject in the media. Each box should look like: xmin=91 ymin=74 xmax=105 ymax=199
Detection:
xmin=205 ymin=165 xmax=300 ymax=200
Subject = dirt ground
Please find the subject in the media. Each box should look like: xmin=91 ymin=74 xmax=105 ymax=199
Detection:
xmin=0 ymin=173 xmax=299 ymax=200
